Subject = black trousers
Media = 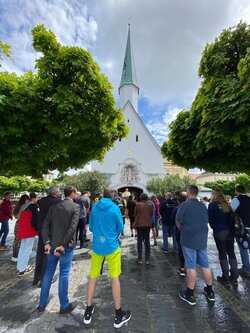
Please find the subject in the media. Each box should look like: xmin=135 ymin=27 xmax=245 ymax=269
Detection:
xmin=176 ymin=229 xmax=185 ymax=268
xmin=214 ymin=230 xmax=238 ymax=279
xmin=137 ymin=227 xmax=151 ymax=260
xmin=33 ymin=237 xmax=47 ymax=285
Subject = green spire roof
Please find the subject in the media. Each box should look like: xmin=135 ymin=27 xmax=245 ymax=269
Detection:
xmin=119 ymin=24 xmax=139 ymax=90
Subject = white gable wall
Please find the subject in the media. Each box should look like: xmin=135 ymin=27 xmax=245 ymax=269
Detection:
xmin=92 ymin=101 xmax=164 ymax=175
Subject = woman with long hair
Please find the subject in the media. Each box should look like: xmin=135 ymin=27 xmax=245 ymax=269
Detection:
xmin=208 ymin=189 xmax=238 ymax=286
xmin=12 ymin=194 xmax=30 ymax=262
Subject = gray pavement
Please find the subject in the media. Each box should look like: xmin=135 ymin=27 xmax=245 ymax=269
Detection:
xmin=0 ymin=220 xmax=250 ymax=333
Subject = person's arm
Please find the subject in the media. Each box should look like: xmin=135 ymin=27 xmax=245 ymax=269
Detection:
xmin=61 ymin=205 xmax=80 ymax=248
xmin=116 ymin=208 xmax=124 ymax=235
xmin=42 ymin=206 xmax=53 ymax=245
xmin=30 ymin=204 xmax=39 ymax=230
xmin=176 ymin=203 xmax=184 ymax=229
xmin=231 ymin=198 xmax=240 ymax=212
xmin=208 ymin=203 xmax=215 ymax=229
xmin=89 ymin=209 xmax=93 ymax=233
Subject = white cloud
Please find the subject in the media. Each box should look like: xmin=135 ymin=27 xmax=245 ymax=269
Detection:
xmin=0 ymin=0 xmax=98 ymax=73
xmin=145 ymin=106 xmax=183 ymax=145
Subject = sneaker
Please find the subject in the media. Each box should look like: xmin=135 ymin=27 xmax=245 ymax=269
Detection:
xmin=203 ymin=287 xmax=215 ymax=301
xmin=136 ymin=259 xmax=143 ymax=265
xmin=0 ymin=245 xmax=8 ymax=251
xmin=84 ymin=238 xmax=90 ymax=242
xmin=238 ymin=268 xmax=250 ymax=277
xmin=17 ymin=266 xmax=33 ymax=277
xmin=114 ymin=310 xmax=131 ymax=329
xmin=11 ymin=257 xmax=18 ymax=262
xmin=37 ymin=305 xmax=46 ymax=313
xmin=84 ymin=305 xmax=94 ymax=324
xmin=161 ymin=248 xmax=168 ymax=253
xmin=80 ymin=244 xmax=88 ymax=249
xmin=59 ymin=301 xmax=77 ymax=315
xmin=178 ymin=269 xmax=186 ymax=277
xmin=217 ymin=276 xmax=230 ymax=288
xmin=145 ymin=260 xmax=150 ymax=265
xmin=179 ymin=289 xmax=196 ymax=305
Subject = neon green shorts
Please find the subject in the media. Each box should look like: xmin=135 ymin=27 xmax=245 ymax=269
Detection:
xmin=89 ymin=247 xmax=121 ymax=279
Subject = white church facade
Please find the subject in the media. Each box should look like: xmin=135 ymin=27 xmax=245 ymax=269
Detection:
xmin=92 ymin=25 xmax=165 ymax=197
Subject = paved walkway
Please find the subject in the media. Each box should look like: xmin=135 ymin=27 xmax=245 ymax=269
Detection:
xmin=0 ymin=221 xmax=250 ymax=333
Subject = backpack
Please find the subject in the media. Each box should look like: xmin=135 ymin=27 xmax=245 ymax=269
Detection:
xmin=230 ymin=211 xmax=249 ymax=249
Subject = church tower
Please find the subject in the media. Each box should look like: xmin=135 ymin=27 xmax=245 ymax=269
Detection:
xmin=119 ymin=24 xmax=139 ymax=113
xmin=92 ymin=24 xmax=164 ymax=195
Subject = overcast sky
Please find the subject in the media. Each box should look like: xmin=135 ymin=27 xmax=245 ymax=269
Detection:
xmin=1 ymin=0 xmax=250 ymax=145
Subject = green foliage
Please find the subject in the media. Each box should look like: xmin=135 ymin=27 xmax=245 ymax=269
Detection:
xmin=162 ymin=22 xmax=250 ymax=173
xmin=146 ymin=174 xmax=196 ymax=200
xmin=62 ymin=171 xmax=110 ymax=200
xmin=0 ymin=25 xmax=128 ymax=177
xmin=0 ymin=175 xmax=50 ymax=195
xmin=204 ymin=180 xmax=236 ymax=196
xmin=235 ymin=173 xmax=250 ymax=192
xmin=0 ymin=40 xmax=11 ymax=66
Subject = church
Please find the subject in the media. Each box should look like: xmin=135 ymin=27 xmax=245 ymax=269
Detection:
xmin=92 ymin=25 xmax=165 ymax=198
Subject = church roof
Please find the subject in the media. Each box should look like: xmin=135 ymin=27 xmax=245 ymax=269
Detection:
xmin=119 ymin=24 xmax=139 ymax=91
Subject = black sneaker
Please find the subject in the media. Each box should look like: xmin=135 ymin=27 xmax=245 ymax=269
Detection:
xmin=178 ymin=269 xmax=186 ymax=277
xmin=114 ymin=310 xmax=131 ymax=329
xmin=179 ymin=289 xmax=196 ymax=305
xmin=84 ymin=305 xmax=94 ymax=324
xmin=59 ymin=301 xmax=77 ymax=315
xmin=217 ymin=276 xmax=230 ymax=288
xmin=203 ymin=287 xmax=215 ymax=301
xmin=37 ymin=305 xmax=46 ymax=313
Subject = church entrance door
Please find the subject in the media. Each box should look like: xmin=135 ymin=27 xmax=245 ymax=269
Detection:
xmin=118 ymin=187 xmax=143 ymax=202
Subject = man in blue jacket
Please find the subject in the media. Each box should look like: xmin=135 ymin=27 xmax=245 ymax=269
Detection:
xmin=84 ymin=188 xmax=131 ymax=329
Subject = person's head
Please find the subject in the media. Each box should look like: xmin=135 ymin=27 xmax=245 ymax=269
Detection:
xmin=235 ymin=185 xmax=246 ymax=195
xmin=151 ymin=194 xmax=158 ymax=202
xmin=165 ymin=192 xmax=172 ymax=200
xmin=118 ymin=192 xmax=123 ymax=198
xmin=125 ymin=188 xmax=129 ymax=192
xmin=29 ymin=192 xmax=38 ymax=203
xmin=48 ymin=185 xmax=60 ymax=197
xmin=103 ymin=187 xmax=116 ymax=199
xmin=76 ymin=191 xmax=81 ymax=198
xmin=140 ymin=193 xmax=149 ymax=201
xmin=177 ymin=195 xmax=186 ymax=205
xmin=19 ymin=194 xmax=29 ymax=205
xmin=211 ymin=188 xmax=230 ymax=213
xmin=129 ymin=195 xmax=133 ymax=200
xmin=83 ymin=191 xmax=91 ymax=198
xmin=64 ymin=186 xmax=77 ymax=199
xmin=3 ymin=191 xmax=13 ymax=201
xmin=202 ymin=196 xmax=209 ymax=202
xmin=13 ymin=194 xmax=29 ymax=216
xmin=98 ymin=194 xmax=103 ymax=200
xmin=186 ymin=185 xmax=199 ymax=198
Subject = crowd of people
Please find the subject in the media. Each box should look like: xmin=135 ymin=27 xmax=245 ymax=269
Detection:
xmin=0 ymin=183 xmax=249 ymax=328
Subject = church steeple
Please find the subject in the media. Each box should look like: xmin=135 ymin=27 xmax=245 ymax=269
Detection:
xmin=119 ymin=23 xmax=139 ymax=112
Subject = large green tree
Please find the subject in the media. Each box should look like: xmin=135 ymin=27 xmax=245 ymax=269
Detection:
xmin=0 ymin=25 xmax=128 ymax=177
xmin=62 ymin=171 xmax=110 ymax=200
xmin=162 ymin=22 xmax=250 ymax=173
xmin=146 ymin=174 xmax=196 ymax=200
xmin=0 ymin=175 xmax=50 ymax=195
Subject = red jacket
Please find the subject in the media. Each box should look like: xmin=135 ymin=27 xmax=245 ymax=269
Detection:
xmin=17 ymin=205 xmax=38 ymax=239
xmin=0 ymin=199 xmax=13 ymax=221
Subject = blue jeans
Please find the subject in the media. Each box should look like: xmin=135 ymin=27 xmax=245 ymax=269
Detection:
xmin=39 ymin=247 xmax=74 ymax=310
xmin=182 ymin=246 xmax=209 ymax=269
xmin=238 ymin=227 xmax=250 ymax=273
xmin=162 ymin=224 xmax=178 ymax=251
xmin=0 ymin=220 xmax=9 ymax=246
xmin=17 ymin=237 xmax=35 ymax=272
